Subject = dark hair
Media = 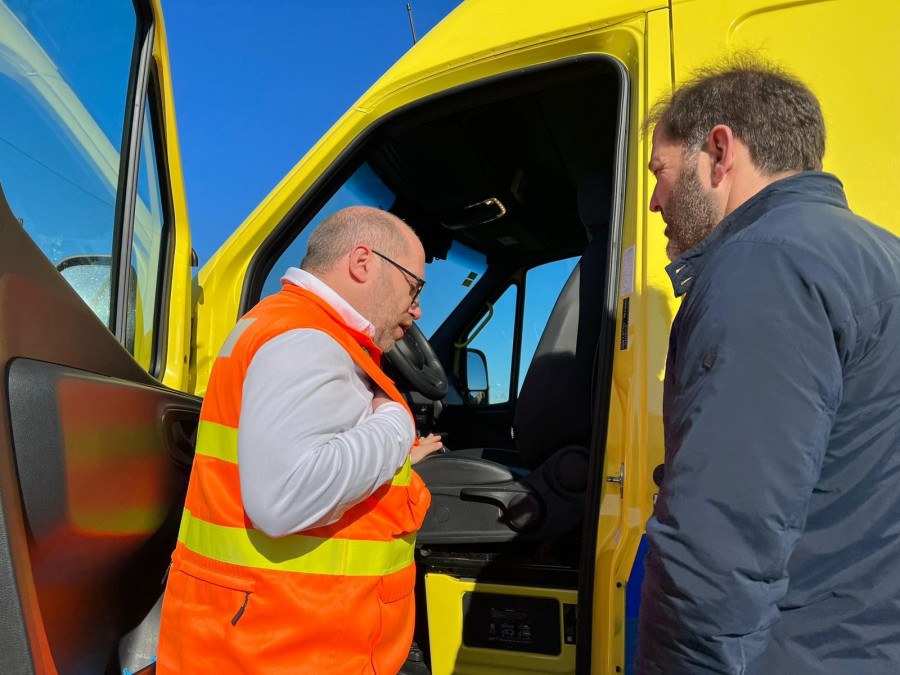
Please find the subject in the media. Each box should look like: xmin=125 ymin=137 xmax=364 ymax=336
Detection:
xmin=645 ymin=54 xmax=826 ymax=174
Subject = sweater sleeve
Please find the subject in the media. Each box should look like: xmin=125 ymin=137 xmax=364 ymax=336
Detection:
xmin=237 ymin=329 xmax=415 ymax=537
xmin=636 ymin=241 xmax=849 ymax=673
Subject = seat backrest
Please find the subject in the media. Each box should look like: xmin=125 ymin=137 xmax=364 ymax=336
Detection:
xmin=514 ymin=175 xmax=610 ymax=468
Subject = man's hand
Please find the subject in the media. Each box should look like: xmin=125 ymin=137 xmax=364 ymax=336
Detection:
xmin=371 ymin=388 xmax=442 ymax=464
xmin=411 ymin=433 xmax=443 ymax=465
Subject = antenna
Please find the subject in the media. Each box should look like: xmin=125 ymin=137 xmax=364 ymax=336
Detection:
xmin=407 ymin=3 xmax=418 ymax=44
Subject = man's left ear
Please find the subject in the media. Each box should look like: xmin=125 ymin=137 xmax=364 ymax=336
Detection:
xmin=347 ymin=245 xmax=372 ymax=284
xmin=706 ymin=124 xmax=735 ymax=187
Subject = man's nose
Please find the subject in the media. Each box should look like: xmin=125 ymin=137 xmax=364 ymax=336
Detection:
xmin=409 ymin=303 xmax=423 ymax=320
xmin=649 ymin=185 xmax=662 ymax=213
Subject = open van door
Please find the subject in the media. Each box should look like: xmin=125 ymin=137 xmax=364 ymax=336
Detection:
xmin=193 ymin=3 xmax=674 ymax=673
xmin=0 ymin=1 xmax=197 ymax=671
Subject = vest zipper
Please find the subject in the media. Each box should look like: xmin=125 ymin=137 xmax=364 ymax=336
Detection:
xmin=232 ymin=591 xmax=250 ymax=626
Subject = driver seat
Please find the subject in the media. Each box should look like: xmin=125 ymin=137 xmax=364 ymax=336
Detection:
xmin=415 ymin=175 xmax=610 ymax=543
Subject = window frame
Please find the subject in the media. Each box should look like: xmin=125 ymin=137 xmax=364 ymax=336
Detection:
xmin=137 ymin=65 xmax=177 ymax=378
xmin=108 ymin=1 xmax=174 ymax=378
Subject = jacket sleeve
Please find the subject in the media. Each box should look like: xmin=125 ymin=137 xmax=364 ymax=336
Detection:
xmin=636 ymin=241 xmax=851 ymax=673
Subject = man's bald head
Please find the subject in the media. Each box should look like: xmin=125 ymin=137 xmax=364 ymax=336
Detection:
xmin=301 ymin=206 xmax=413 ymax=275
xmin=299 ymin=206 xmax=425 ymax=351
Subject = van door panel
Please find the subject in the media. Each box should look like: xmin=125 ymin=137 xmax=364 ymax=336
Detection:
xmin=0 ymin=185 xmax=196 ymax=672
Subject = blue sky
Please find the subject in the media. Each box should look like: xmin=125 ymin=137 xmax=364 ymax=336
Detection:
xmin=164 ymin=1 xmax=461 ymax=265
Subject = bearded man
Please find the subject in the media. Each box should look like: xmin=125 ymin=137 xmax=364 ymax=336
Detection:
xmin=158 ymin=206 xmax=442 ymax=673
xmin=637 ymin=59 xmax=900 ymax=673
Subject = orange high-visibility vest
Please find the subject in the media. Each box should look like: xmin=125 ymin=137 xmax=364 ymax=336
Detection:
xmin=157 ymin=284 xmax=430 ymax=674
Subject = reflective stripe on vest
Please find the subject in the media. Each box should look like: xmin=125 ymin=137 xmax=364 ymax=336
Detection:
xmin=178 ymin=509 xmax=416 ymax=576
xmin=193 ymin=419 xmax=413 ymax=487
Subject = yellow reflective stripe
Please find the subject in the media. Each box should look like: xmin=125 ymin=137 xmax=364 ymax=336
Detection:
xmin=179 ymin=510 xmax=415 ymax=576
xmin=392 ymin=455 xmax=412 ymax=486
xmin=196 ymin=422 xmax=414 ymax=488
xmin=194 ymin=421 xmax=238 ymax=464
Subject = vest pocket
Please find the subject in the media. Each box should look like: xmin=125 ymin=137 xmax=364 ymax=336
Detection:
xmin=176 ymin=559 xmax=256 ymax=626
xmin=373 ymin=565 xmax=417 ymax=673
xmin=401 ymin=475 xmax=430 ymax=532
xmin=379 ymin=563 xmax=415 ymax=603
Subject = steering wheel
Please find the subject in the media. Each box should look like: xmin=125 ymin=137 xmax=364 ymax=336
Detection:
xmin=384 ymin=321 xmax=448 ymax=400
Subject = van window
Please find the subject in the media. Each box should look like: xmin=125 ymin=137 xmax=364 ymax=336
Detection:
xmin=0 ymin=0 xmax=168 ymax=372
xmin=519 ymin=256 xmax=579 ymax=389
xmin=458 ymin=256 xmax=579 ymax=406
xmin=258 ymin=162 xmax=490 ymax=337
xmin=416 ymin=241 xmax=487 ymax=338
xmin=464 ymin=284 xmax=517 ymax=404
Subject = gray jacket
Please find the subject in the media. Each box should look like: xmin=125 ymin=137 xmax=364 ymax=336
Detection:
xmin=636 ymin=172 xmax=900 ymax=674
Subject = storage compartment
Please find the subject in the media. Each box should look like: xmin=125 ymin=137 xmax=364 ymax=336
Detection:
xmin=423 ymin=573 xmax=577 ymax=675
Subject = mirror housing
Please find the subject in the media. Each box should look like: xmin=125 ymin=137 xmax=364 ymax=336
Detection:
xmin=463 ymin=348 xmax=489 ymax=405
xmin=57 ymin=254 xmax=115 ymax=325
xmin=56 ymin=254 xmax=137 ymax=352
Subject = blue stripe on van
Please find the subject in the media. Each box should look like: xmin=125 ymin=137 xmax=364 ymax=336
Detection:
xmin=624 ymin=535 xmax=648 ymax=674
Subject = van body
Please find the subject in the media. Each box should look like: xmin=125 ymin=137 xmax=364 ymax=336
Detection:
xmin=0 ymin=0 xmax=896 ymax=673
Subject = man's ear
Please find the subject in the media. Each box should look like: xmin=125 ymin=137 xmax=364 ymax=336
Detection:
xmin=348 ymin=245 xmax=372 ymax=284
xmin=705 ymin=124 xmax=735 ymax=187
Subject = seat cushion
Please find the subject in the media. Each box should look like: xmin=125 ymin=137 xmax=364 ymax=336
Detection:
xmin=442 ymin=447 xmax=529 ymax=476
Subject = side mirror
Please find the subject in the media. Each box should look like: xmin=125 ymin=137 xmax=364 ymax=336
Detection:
xmin=56 ymin=254 xmax=137 ymax=351
xmin=57 ymin=254 xmax=114 ymax=325
xmin=463 ymin=348 xmax=489 ymax=405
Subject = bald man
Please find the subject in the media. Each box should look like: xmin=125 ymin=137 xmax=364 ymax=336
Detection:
xmin=158 ymin=206 xmax=442 ymax=674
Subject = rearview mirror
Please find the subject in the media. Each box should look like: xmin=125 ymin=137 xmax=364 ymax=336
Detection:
xmin=463 ymin=348 xmax=489 ymax=405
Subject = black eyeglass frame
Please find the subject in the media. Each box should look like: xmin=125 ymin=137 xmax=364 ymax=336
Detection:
xmin=371 ymin=248 xmax=426 ymax=305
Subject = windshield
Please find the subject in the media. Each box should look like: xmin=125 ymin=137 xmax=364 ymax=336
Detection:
xmin=416 ymin=240 xmax=486 ymax=338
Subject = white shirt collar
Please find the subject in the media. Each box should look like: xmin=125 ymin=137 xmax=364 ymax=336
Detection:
xmin=281 ymin=267 xmax=375 ymax=338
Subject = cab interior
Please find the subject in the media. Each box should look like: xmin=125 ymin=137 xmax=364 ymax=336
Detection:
xmin=241 ymin=55 xmax=627 ymax=673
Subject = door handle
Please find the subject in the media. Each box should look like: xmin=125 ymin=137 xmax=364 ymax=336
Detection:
xmin=606 ymin=463 xmax=625 ymax=497
xmin=163 ymin=409 xmax=198 ymax=469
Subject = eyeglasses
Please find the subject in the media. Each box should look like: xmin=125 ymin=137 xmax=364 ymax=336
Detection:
xmin=372 ymin=249 xmax=426 ymax=306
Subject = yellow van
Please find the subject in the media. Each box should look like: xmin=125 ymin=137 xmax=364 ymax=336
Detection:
xmin=1 ymin=0 xmax=897 ymax=673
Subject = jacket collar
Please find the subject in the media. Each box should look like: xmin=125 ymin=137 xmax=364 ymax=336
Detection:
xmin=281 ymin=267 xmax=376 ymax=338
xmin=665 ymin=172 xmax=847 ymax=297
xmin=280 ymin=282 xmax=385 ymax=364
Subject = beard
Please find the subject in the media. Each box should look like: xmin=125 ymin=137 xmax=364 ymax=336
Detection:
xmin=370 ymin=273 xmax=405 ymax=353
xmin=373 ymin=324 xmax=400 ymax=353
xmin=664 ymin=155 xmax=721 ymax=261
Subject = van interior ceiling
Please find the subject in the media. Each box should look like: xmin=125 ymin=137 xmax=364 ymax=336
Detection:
xmin=368 ymin=58 xmax=622 ymax=266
